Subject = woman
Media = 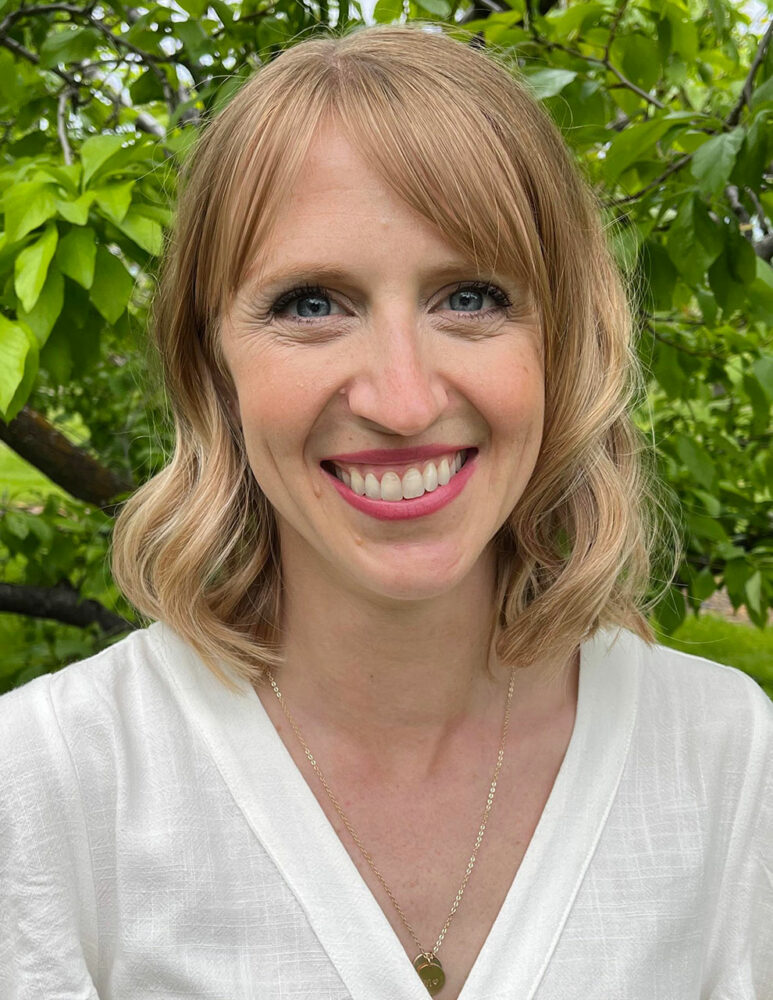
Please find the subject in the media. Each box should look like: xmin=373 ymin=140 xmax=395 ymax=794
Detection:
xmin=1 ymin=22 xmax=770 ymax=1000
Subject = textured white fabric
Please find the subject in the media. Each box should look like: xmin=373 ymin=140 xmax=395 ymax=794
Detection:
xmin=0 ymin=622 xmax=771 ymax=999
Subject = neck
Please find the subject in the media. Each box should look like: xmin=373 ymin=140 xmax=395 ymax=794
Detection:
xmin=265 ymin=541 xmax=512 ymax=775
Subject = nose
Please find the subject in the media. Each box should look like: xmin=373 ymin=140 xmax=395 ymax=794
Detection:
xmin=344 ymin=320 xmax=449 ymax=437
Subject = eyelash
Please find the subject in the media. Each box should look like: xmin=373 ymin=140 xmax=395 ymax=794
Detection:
xmin=266 ymin=280 xmax=512 ymax=325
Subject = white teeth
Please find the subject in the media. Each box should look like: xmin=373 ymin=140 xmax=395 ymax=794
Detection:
xmin=349 ymin=468 xmax=366 ymax=495
xmin=402 ymin=468 xmax=424 ymax=499
xmin=380 ymin=471 xmax=403 ymax=502
xmin=333 ymin=450 xmax=469 ymax=501
xmin=365 ymin=473 xmax=381 ymax=499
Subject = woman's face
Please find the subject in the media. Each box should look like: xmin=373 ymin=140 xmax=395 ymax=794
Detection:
xmin=219 ymin=125 xmax=545 ymax=605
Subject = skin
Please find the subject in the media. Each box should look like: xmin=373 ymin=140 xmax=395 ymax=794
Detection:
xmin=219 ymin=123 xmax=580 ymax=997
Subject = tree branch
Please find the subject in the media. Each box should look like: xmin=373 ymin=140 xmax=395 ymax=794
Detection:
xmin=754 ymin=233 xmax=773 ymax=262
xmin=601 ymin=153 xmax=692 ymax=208
xmin=0 ymin=34 xmax=80 ymax=87
xmin=0 ymin=406 xmax=133 ymax=512
xmin=0 ymin=581 xmax=133 ymax=634
xmin=727 ymin=20 xmax=773 ymax=127
xmin=603 ymin=0 xmax=629 ymax=62
xmin=543 ymin=37 xmax=665 ymax=109
xmin=56 ymin=88 xmax=73 ymax=165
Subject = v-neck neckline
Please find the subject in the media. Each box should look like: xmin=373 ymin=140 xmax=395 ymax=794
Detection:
xmin=158 ymin=624 xmax=640 ymax=1000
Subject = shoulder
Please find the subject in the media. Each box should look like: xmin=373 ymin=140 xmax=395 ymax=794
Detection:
xmin=595 ymin=625 xmax=772 ymax=736
xmin=0 ymin=622 xmax=184 ymax=775
xmin=595 ymin=627 xmax=772 ymax=825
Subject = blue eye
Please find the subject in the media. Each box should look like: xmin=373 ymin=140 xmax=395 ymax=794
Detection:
xmin=447 ymin=282 xmax=511 ymax=312
xmin=266 ymin=280 xmax=512 ymax=325
xmin=449 ymin=288 xmax=483 ymax=311
xmin=294 ymin=294 xmax=331 ymax=318
xmin=270 ymin=285 xmax=335 ymax=319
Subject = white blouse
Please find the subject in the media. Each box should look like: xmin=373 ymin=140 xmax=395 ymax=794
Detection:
xmin=0 ymin=622 xmax=771 ymax=999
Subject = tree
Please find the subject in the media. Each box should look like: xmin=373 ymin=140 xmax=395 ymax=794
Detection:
xmin=0 ymin=0 xmax=771 ymax=694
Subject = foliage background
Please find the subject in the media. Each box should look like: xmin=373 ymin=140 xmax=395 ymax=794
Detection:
xmin=0 ymin=0 xmax=771 ymax=696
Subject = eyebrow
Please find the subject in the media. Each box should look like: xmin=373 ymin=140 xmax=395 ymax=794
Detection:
xmin=244 ymin=259 xmax=505 ymax=292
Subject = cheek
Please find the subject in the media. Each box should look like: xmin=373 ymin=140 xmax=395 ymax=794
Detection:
xmin=479 ymin=352 xmax=545 ymax=439
xmin=231 ymin=363 xmax=334 ymax=484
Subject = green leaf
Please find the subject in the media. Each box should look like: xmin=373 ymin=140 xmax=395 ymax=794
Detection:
xmin=743 ymin=371 xmax=770 ymax=435
xmin=640 ymin=240 xmax=677 ymax=311
xmin=752 ymin=355 xmax=773 ymax=401
xmin=81 ymin=134 xmax=128 ymax=188
xmin=731 ymin=113 xmax=769 ymax=190
xmin=210 ymin=0 xmax=233 ymax=24
xmin=176 ymin=20 xmax=211 ymax=58
xmin=750 ymin=74 xmax=773 ymax=112
xmin=0 ymin=49 xmax=24 ymax=111
xmin=610 ymin=221 xmax=640 ymax=273
xmin=666 ymin=195 xmax=721 ymax=286
xmin=602 ymin=118 xmax=674 ymax=184
xmin=4 ymin=511 xmax=29 ymax=540
xmin=0 ymin=315 xmax=38 ymax=420
xmin=17 ymin=265 xmax=64 ymax=345
xmin=708 ymin=247 xmax=745 ymax=315
xmin=55 ymin=191 xmax=96 ymax=226
xmin=177 ymin=0 xmax=209 ymax=15
xmin=55 ymin=226 xmax=97 ymax=289
xmin=39 ymin=27 xmax=100 ymax=68
xmin=687 ymin=512 xmax=728 ymax=543
xmin=114 ymin=210 xmax=163 ymax=255
xmin=610 ymin=34 xmax=661 ymax=92
xmin=662 ymin=2 xmax=698 ymax=61
xmin=415 ymin=0 xmax=451 ymax=16
xmin=89 ymin=246 xmax=133 ymax=323
xmin=726 ymin=227 xmax=757 ymax=285
xmin=546 ymin=2 xmax=604 ymax=39
xmin=651 ymin=340 xmax=684 ymax=398
xmin=14 ymin=223 xmax=58 ymax=313
xmin=2 ymin=182 xmax=57 ymax=243
xmin=723 ymin=559 xmax=749 ymax=610
xmin=130 ymin=68 xmax=165 ymax=104
xmin=93 ymin=181 xmax=135 ymax=224
xmin=675 ymin=435 xmax=716 ymax=490
xmin=39 ymin=325 xmax=72 ymax=383
xmin=652 ymin=585 xmax=686 ymax=634
xmin=523 ymin=68 xmax=577 ymax=100
xmin=689 ymin=567 xmax=717 ymax=603
xmin=690 ymin=128 xmax=745 ymax=197
xmin=373 ymin=0 xmax=404 ymax=21
xmin=745 ymin=571 xmax=763 ymax=616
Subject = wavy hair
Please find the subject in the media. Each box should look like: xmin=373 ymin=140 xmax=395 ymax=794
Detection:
xmin=112 ymin=21 xmax=673 ymax=693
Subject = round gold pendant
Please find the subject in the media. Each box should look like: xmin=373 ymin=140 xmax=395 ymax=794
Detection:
xmin=413 ymin=953 xmax=445 ymax=996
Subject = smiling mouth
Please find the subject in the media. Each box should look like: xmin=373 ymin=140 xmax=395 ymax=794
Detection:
xmin=321 ymin=449 xmax=474 ymax=502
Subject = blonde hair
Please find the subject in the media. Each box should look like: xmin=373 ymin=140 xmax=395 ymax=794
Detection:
xmin=112 ymin=21 xmax=671 ymax=693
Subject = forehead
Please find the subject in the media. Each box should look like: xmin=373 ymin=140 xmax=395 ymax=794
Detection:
xmin=243 ymin=128 xmax=487 ymax=292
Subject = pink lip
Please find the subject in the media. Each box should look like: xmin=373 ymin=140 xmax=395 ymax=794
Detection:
xmin=323 ymin=451 xmax=477 ymax=521
xmin=324 ymin=445 xmax=470 ymax=465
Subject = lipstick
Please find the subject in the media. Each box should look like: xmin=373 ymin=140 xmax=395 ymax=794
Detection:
xmin=322 ymin=450 xmax=477 ymax=521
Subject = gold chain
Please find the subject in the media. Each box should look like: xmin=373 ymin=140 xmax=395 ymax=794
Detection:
xmin=265 ymin=666 xmax=516 ymax=964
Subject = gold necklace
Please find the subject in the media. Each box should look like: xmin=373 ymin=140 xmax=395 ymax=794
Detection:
xmin=265 ymin=666 xmax=517 ymax=996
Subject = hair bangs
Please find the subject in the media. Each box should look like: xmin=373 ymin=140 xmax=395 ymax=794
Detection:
xmin=332 ymin=55 xmax=544 ymax=308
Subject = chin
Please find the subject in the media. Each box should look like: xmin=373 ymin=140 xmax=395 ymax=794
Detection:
xmin=354 ymin=545 xmax=482 ymax=604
